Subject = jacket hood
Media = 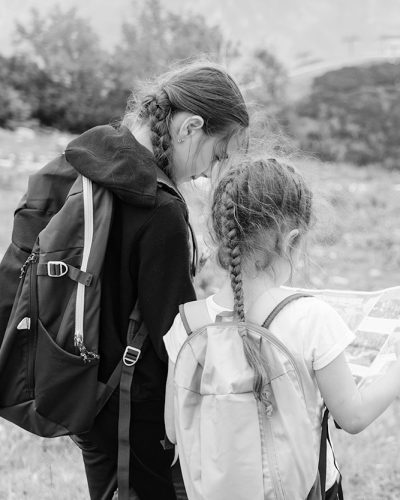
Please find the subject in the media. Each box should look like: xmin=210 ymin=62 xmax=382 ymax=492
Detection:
xmin=65 ymin=125 xmax=158 ymax=207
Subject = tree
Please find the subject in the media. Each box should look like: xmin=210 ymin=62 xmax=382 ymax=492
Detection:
xmin=110 ymin=0 xmax=226 ymax=95
xmin=293 ymin=62 xmax=400 ymax=167
xmin=226 ymin=47 xmax=288 ymax=133
xmin=11 ymin=1 xmax=230 ymax=131
xmin=0 ymin=54 xmax=41 ymax=127
xmin=14 ymin=6 xmax=115 ymax=131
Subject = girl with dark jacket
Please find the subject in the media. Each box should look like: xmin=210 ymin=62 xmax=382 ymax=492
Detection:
xmin=68 ymin=62 xmax=249 ymax=499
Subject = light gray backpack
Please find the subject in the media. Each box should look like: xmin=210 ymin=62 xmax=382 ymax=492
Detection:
xmin=173 ymin=293 xmax=341 ymax=500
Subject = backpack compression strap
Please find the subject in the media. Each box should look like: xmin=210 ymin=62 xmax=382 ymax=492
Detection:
xmin=261 ymin=293 xmax=343 ymax=499
xmin=262 ymin=292 xmax=313 ymax=329
xmin=318 ymin=408 xmax=343 ymax=499
xmin=179 ymin=300 xmax=212 ymax=335
xmin=94 ymin=302 xmax=147 ymax=500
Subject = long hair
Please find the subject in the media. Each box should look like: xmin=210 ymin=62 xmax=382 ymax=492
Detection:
xmin=211 ymin=157 xmax=313 ymax=410
xmin=122 ymin=61 xmax=249 ymax=179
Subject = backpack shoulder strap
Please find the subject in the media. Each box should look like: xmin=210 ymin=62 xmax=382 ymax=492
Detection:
xmin=262 ymin=292 xmax=313 ymax=329
xmin=179 ymin=300 xmax=211 ymax=336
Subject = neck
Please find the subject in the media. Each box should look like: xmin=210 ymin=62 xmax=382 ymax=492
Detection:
xmin=129 ymin=123 xmax=154 ymax=155
xmin=214 ymin=272 xmax=286 ymax=311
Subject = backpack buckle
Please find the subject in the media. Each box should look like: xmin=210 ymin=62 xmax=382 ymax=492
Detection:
xmin=123 ymin=346 xmax=141 ymax=366
xmin=47 ymin=261 xmax=68 ymax=277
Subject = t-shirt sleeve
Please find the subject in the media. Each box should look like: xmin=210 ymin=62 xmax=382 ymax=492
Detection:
xmin=163 ymin=313 xmax=190 ymax=364
xmin=304 ymin=298 xmax=355 ymax=370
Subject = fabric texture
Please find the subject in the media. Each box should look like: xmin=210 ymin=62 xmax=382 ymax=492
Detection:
xmin=0 ymin=124 xmax=195 ymax=498
xmin=164 ymin=295 xmax=353 ymax=367
xmin=67 ymin=126 xmax=196 ymax=499
xmin=164 ymin=292 xmax=354 ymax=493
xmin=63 ymin=125 xmax=197 ymax=403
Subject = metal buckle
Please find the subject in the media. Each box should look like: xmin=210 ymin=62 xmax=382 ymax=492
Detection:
xmin=123 ymin=346 xmax=141 ymax=366
xmin=47 ymin=261 xmax=68 ymax=277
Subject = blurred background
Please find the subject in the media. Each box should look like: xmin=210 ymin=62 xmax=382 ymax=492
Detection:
xmin=0 ymin=0 xmax=400 ymax=498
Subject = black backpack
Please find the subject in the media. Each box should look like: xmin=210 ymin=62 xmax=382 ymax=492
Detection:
xmin=0 ymin=152 xmax=195 ymax=499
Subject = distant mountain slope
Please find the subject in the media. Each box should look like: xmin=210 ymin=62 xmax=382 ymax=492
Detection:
xmin=1 ymin=0 xmax=400 ymax=69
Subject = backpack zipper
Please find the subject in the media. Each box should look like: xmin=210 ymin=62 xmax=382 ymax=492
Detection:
xmin=26 ymin=252 xmax=38 ymax=397
xmin=74 ymin=176 xmax=93 ymax=353
xmin=19 ymin=252 xmax=38 ymax=279
xmin=177 ymin=323 xmax=304 ymax=499
xmin=261 ymin=403 xmax=286 ymax=499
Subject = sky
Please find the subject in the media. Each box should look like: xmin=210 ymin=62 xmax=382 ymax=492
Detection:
xmin=1 ymin=0 xmax=400 ymax=72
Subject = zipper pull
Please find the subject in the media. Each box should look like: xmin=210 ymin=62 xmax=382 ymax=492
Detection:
xmin=17 ymin=317 xmax=31 ymax=330
xmin=19 ymin=252 xmax=38 ymax=279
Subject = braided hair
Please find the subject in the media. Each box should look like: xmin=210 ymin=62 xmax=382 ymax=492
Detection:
xmin=137 ymin=90 xmax=174 ymax=177
xmin=212 ymin=166 xmax=272 ymax=411
xmin=212 ymin=157 xmax=313 ymax=412
xmin=122 ymin=61 xmax=249 ymax=180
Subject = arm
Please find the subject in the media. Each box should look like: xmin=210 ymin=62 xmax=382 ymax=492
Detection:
xmin=315 ymin=350 xmax=400 ymax=434
xmin=137 ymin=198 xmax=196 ymax=362
xmin=164 ymin=359 xmax=176 ymax=443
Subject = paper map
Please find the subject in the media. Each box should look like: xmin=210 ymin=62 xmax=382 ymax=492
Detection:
xmin=288 ymin=286 xmax=400 ymax=384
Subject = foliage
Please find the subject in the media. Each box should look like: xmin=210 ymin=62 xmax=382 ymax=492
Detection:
xmin=106 ymin=0 xmax=227 ymax=119
xmin=14 ymin=7 xmax=114 ymax=132
xmin=0 ymin=55 xmax=39 ymax=127
xmin=4 ymin=1 xmax=228 ymax=132
xmin=114 ymin=0 xmax=225 ymax=84
xmin=292 ymin=62 xmax=400 ymax=168
xmin=0 ymin=0 xmax=287 ymax=133
xmin=231 ymin=48 xmax=288 ymax=115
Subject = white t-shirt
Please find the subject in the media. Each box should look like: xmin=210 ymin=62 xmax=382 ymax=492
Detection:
xmin=164 ymin=293 xmax=355 ymax=490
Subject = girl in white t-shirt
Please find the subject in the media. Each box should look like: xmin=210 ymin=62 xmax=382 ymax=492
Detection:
xmin=164 ymin=157 xmax=400 ymax=499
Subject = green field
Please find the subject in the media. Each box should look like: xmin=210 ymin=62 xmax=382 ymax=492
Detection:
xmin=1 ymin=128 xmax=400 ymax=499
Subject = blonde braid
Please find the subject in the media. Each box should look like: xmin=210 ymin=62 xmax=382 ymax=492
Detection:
xmin=218 ymin=170 xmax=273 ymax=414
xmin=219 ymin=177 xmax=245 ymax=323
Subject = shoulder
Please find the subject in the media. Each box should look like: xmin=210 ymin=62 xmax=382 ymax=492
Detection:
xmin=293 ymin=296 xmax=349 ymax=325
xmin=143 ymin=193 xmax=188 ymax=239
xmin=283 ymin=295 xmax=353 ymax=335
xmin=156 ymin=185 xmax=187 ymax=216
xmin=291 ymin=297 xmax=355 ymax=370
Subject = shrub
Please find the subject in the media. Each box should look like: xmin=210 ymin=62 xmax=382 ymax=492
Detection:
xmin=291 ymin=62 xmax=400 ymax=168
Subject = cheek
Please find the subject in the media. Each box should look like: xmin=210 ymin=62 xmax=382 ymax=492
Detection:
xmin=171 ymin=148 xmax=189 ymax=180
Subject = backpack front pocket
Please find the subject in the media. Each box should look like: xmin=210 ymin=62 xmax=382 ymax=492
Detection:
xmin=34 ymin=319 xmax=99 ymax=433
xmin=0 ymin=252 xmax=38 ymax=406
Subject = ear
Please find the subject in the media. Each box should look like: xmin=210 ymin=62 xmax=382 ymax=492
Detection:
xmin=178 ymin=115 xmax=204 ymax=139
xmin=285 ymin=229 xmax=300 ymax=251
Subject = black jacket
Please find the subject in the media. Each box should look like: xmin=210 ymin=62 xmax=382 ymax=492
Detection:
xmin=0 ymin=125 xmax=196 ymax=421
xmin=66 ymin=125 xmax=196 ymax=420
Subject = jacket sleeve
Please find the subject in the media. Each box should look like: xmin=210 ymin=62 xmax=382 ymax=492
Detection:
xmin=136 ymin=198 xmax=196 ymax=363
